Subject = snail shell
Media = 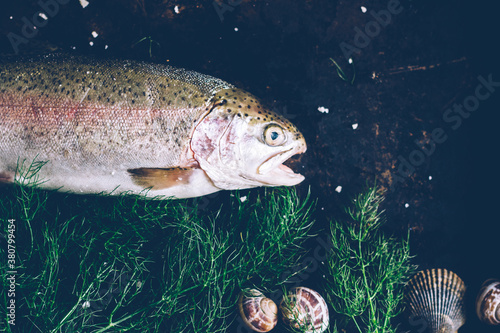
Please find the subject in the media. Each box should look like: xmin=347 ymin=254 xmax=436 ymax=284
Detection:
xmin=406 ymin=268 xmax=466 ymax=333
xmin=279 ymin=287 xmax=329 ymax=333
xmin=238 ymin=289 xmax=278 ymax=332
xmin=476 ymin=279 xmax=500 ymax=325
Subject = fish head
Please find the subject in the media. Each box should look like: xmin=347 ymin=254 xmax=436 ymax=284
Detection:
xmin=191 ymin=88 xmax=306 ymax=190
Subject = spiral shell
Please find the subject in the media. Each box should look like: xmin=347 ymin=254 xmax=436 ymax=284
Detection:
xmin=476 ymin=279 xmax=500 ymax=325
xmin=238 ymin=289 xmax=278 ymax=332
xmin=406 ymin=268 xmax=466 ymax=333
xmin=279 ymin=287 xmax=329 ymax=333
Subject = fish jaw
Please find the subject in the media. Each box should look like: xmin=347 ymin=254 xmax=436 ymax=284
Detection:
xmin=256 ymin=145 xmax=307 ymax=186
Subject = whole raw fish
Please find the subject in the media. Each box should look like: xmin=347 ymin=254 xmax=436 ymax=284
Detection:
xmin=0 ymin=54 xmax=306 ymax=198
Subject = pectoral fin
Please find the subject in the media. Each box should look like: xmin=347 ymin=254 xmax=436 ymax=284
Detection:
xmin=0 ymin=171 xmax=14 ymax=183
xmin=127 ymin=167 xmax=196 ymax=190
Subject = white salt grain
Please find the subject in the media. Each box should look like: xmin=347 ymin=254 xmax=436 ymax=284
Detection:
xmin=318 ymin=106 xmax=329 ymax=114
xmin=79 ymin=0 xmax=89 ymax=8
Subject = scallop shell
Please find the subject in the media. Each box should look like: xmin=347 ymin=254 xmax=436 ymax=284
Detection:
xmin=476 ymin=279 xmax=500 ymax=325
xmin=238 ymin=289 xmax=278 ymax=332
xmin=406 ymin=268 xmax=466 ymax=333
xmin=279 ymin=287 xmax=329 ymax=333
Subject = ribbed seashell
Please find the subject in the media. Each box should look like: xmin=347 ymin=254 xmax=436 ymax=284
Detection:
xmin=279 ymin=287 xmax=329 ymax=333
xmin=476 ymin=279 xmax=500 ymax=325
xmin=238 ymin=289 xmax=278 ymax=332
xmin=406 ymin=268 xmax=466 ymax=333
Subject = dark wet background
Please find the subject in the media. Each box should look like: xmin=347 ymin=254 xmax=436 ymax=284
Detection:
xmin=1 ymin=0 xmax=499 ymax=332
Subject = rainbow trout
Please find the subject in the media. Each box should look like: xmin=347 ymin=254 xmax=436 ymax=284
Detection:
xmin=0 ymin=54 xmax=306 ymax=198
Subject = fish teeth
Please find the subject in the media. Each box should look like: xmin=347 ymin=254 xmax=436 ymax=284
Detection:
xmin=406 ymin=268 xmax=466 ymax=333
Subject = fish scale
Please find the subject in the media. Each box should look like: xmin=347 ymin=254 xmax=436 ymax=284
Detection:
xmin=1 ymin=54 xmax=229 ymax=167
xmin=0 ymin=54 xmax=306 ymax=199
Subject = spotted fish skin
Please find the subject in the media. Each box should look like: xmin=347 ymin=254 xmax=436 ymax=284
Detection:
xmin=0 ymin=54 xmax=306 ymax=199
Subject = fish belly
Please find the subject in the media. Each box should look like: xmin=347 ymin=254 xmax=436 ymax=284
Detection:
xmin=0 ymin=94 xmax=216 ymax=198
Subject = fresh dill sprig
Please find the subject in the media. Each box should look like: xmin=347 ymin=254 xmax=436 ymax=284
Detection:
xmin=329 ymin=58 xmax=356 ymax=85
xmin=132 ymin=36 xmax=160 ymax=58
xmin=0 ymin=159 xmax=315 ymax=332
xmin=323 ymin=187 xmax=415 ymax=333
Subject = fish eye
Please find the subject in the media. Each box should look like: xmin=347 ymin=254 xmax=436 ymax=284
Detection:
xmin=263 ymin=125 xmax=286 ymax=146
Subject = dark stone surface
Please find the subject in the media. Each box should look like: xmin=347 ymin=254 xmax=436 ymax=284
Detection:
xmin=1 ymin=0 xmax=499 ymax=331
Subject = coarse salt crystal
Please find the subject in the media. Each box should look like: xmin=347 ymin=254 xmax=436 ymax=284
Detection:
xmin=92 ymin=31 xmax=98 ymax=38
xmin=361 ymin=6 xmax=367 ymax=13
xmin=318 ymin=106 xmax=329 ymax=114
xmin=335 ymin=186 xmax=342 ymax=193
xmin=79 ymin=0 xmax=89 ymax=8
xmin=352 ymin=123 xmax=358 ymax=130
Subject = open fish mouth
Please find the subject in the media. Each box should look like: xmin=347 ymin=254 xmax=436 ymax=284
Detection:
xmin=257 ymin=145 xmax=307 ymax=186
